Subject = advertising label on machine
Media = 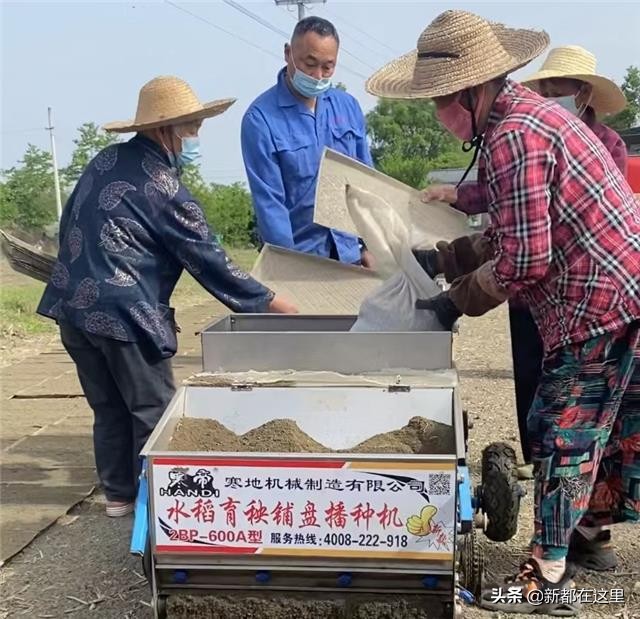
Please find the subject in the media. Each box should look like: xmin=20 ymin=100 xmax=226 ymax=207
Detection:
xmin=151 ymin=457 xmax=456 ymax=560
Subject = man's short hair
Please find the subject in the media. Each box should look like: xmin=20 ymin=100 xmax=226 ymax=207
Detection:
xmin=292 ymin=16 xmax=340 ymax=45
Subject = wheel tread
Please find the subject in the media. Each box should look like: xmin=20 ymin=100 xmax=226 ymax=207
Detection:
xmin=481 ymin=442 xmax=520 ymax=542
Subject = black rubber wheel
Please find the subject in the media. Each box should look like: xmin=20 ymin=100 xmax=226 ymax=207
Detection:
xmin=156 ymin=595 xmax=167 ymax=619
xmin=459 ymin=526 xmax=484 ymax=599
xmin=142 ymin=538 xmax=152 ymax=587
xmin=481 ymin=442 xmax=521 ymax=542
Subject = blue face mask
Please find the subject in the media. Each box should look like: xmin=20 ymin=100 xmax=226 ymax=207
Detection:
xmin=290 ymin=60 xmax=332 ymax=98
xmin=176 ymin=136 xmax=201 ymax=168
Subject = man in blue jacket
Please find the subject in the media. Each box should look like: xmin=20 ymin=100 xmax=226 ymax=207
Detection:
xmin=37 ymin=76 xmax=296 ymax=518
xmin=241 ymin=16 xmax=374 ymax=267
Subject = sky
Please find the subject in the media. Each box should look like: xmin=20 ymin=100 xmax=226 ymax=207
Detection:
xmin=1 ymin=0 xmax=639 ymax=186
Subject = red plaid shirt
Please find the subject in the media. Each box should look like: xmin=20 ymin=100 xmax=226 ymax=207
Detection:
xmin=455 ymin=88 xmax=631 ymax=316
xmin=477 ymin=80 xmax=640 ymax=354
xmin=456 ymin=116 xmax=628 ymax=214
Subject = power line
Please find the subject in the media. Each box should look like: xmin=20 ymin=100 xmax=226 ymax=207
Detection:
xmin=275 ymin=0 xmax=328 ymax=21
xmin=325 ymin=8 xmax=402 ymax=57
xmin=323 ymin=15 xmax=393 ymax=62
xmin=222 ymin=0 xmax=373 ymax=77
xmin=164 ymin=0 xmax=283 ymax=63
xmin=280 ymin=4 xmax=391 ymax=62
xmin=222 ymin=0 xmax=289 ymax=38
xmin=165 ymin=1 xmax=370 ymax=82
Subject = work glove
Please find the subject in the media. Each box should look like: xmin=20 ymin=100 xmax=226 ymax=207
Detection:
xmin=435 ymin=234 xmax=493 ymax=284
xmin=416 ymin=261 xmax=508 ymax=329
xmin=416 ymin=292 xmax=462 ymax=331
xmin=448 ymin=263 xmax=507 ymax=317
xmin=412 ymin=248 xmax=440 ymax=279
xmin=413 ymin=234 xmax=494 ymax=284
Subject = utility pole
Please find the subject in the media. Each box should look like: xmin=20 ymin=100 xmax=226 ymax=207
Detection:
xmin=46 ymin=107 xmax=63 ymax=221
xmin=274 ymin=0 xmax=326 ymax=22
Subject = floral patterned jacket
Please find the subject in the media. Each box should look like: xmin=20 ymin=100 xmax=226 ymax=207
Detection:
xmin=37 ymin=135 xmax=273 ymax=359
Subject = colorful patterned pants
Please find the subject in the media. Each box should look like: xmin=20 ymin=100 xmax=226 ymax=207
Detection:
xmin=529 ymin=322 xmax=640 ymax=560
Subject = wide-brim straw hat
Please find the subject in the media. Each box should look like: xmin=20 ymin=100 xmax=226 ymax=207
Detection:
xmin=366 ymin=10 xmax=549 ymax=99
xmin=103 ymin=76 xmax=236 ymax=133
xmin=521 ymin=46 xmax=626 ymax=116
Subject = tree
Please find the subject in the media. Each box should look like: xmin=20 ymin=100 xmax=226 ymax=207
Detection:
xmin=1 ymin=145 xmax=59 ymax=230
xmin=367 ymin=99 xmax=458 ymax=162
xmin=0 ymin=182 xmax=18 ymax=226
xmin=335 ymin=82 xmax=347 ymax=91
xmin=604 ymin=65 xmax=640 ymax=131
xmin=180 ymin=164 xmax=209 ymax=200
xmin=203 ymin=183 xmax=255 ymax=247
xmin=366 ymin=99 xmax=468 ymax=188
xmin=181 ymin=165 xmax=255 ymax=247
xmin=375 ymin=152 xmax=431 ymax=190
xmin=63 ymin=122 xmax=120 ymax=185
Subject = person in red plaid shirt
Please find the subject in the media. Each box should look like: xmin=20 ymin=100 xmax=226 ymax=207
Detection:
xmin=417 ymin=45 xmax=630 ymax=486
xmin=367 ymin=10 xmax=639 ymax=616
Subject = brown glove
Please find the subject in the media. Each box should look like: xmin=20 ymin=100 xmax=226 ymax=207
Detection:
xmin=435 ymin=233 xmax=494 ymax=284
xmin=448 ymin=262 xmax=507 ymax=317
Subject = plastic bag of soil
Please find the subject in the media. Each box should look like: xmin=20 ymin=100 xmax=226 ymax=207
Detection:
xmin=345 ymin=185 xmax=444 ymax=332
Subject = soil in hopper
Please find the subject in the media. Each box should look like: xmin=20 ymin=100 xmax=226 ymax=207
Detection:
xmin=168 ymin=416 xmax=454 ymax=454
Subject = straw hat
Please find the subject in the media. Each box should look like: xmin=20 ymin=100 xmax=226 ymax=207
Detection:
xmin=103 ymin=76 xmax=236 ymax=133
xmin=366 ymin=10 xmax=549 ymax=99
xmin=521 ymin=46 xmax=626 ymax=115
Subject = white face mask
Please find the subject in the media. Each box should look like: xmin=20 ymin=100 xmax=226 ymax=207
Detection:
xmin=550 ymin=89 xmax=593 ymax=119
xmin=551 ymin=95 xmax=579 ymax=115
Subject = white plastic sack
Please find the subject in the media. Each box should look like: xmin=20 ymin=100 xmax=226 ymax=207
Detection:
xmin=345 ymin=185 xmax=445 ymax=332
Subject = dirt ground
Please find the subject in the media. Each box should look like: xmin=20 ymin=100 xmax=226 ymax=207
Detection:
xmin=454 ymin=311 xmax=640 ymax=619
xmin=0 ymin=259 xmax=56 ymax=368
xmin=1 ymin=306 xmax=639 ymax=618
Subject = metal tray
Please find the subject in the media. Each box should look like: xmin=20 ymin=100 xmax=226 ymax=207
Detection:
xmin=143 ymin=384 xmax=457 ymax=455
xmin=201 ymin=314 xmax=452 ymax=374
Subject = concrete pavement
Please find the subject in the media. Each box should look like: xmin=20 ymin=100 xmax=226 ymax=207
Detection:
xmin=0 ymin=301 xmax=225 ymax=564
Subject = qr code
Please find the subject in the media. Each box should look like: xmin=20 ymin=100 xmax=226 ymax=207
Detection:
xmin=428 ymin=473 xmax=451 ymax=496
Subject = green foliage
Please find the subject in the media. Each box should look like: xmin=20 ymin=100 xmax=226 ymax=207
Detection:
xmin=181 ymin=165 xmax=255 ymax=247
xmin=1 ymin=145 xmax=58 ymax=230
xmin=335 ymin=82 xmax=348 ymax=92
xmin=604 ymin=65 xmax=640 ymax=131
xmin=63 ymin=122 xmax=120 ymax=185
xmin=367 ymin=99 xmax=459 ymax=162
xmin=377 ymin=153 xmax=431 ymax=190
xmin=429 ymin=148 xmax=473 ymax=171
xmin=0 ymin=283 xmax=54 ymax=337
xmin=203 ymin=183 xmax=255 ymax=247
xmin=0 ymin=182 xmax=18 ymax=225
xmin=0 ymin=126 xmax=255 ymax=246
xmin=366 ymin=99 xmax=468 ymax=188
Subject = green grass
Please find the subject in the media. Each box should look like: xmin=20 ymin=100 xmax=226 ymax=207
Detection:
xmin=172 ymin=248 xmax=258 ymax=306
xmin=228 ymin=248 xmax=259 ymax=272
xmin=0 ymin=283 xmax=54 ymax=337
xmin=0 ymin=248 xmax=258 ymax=339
